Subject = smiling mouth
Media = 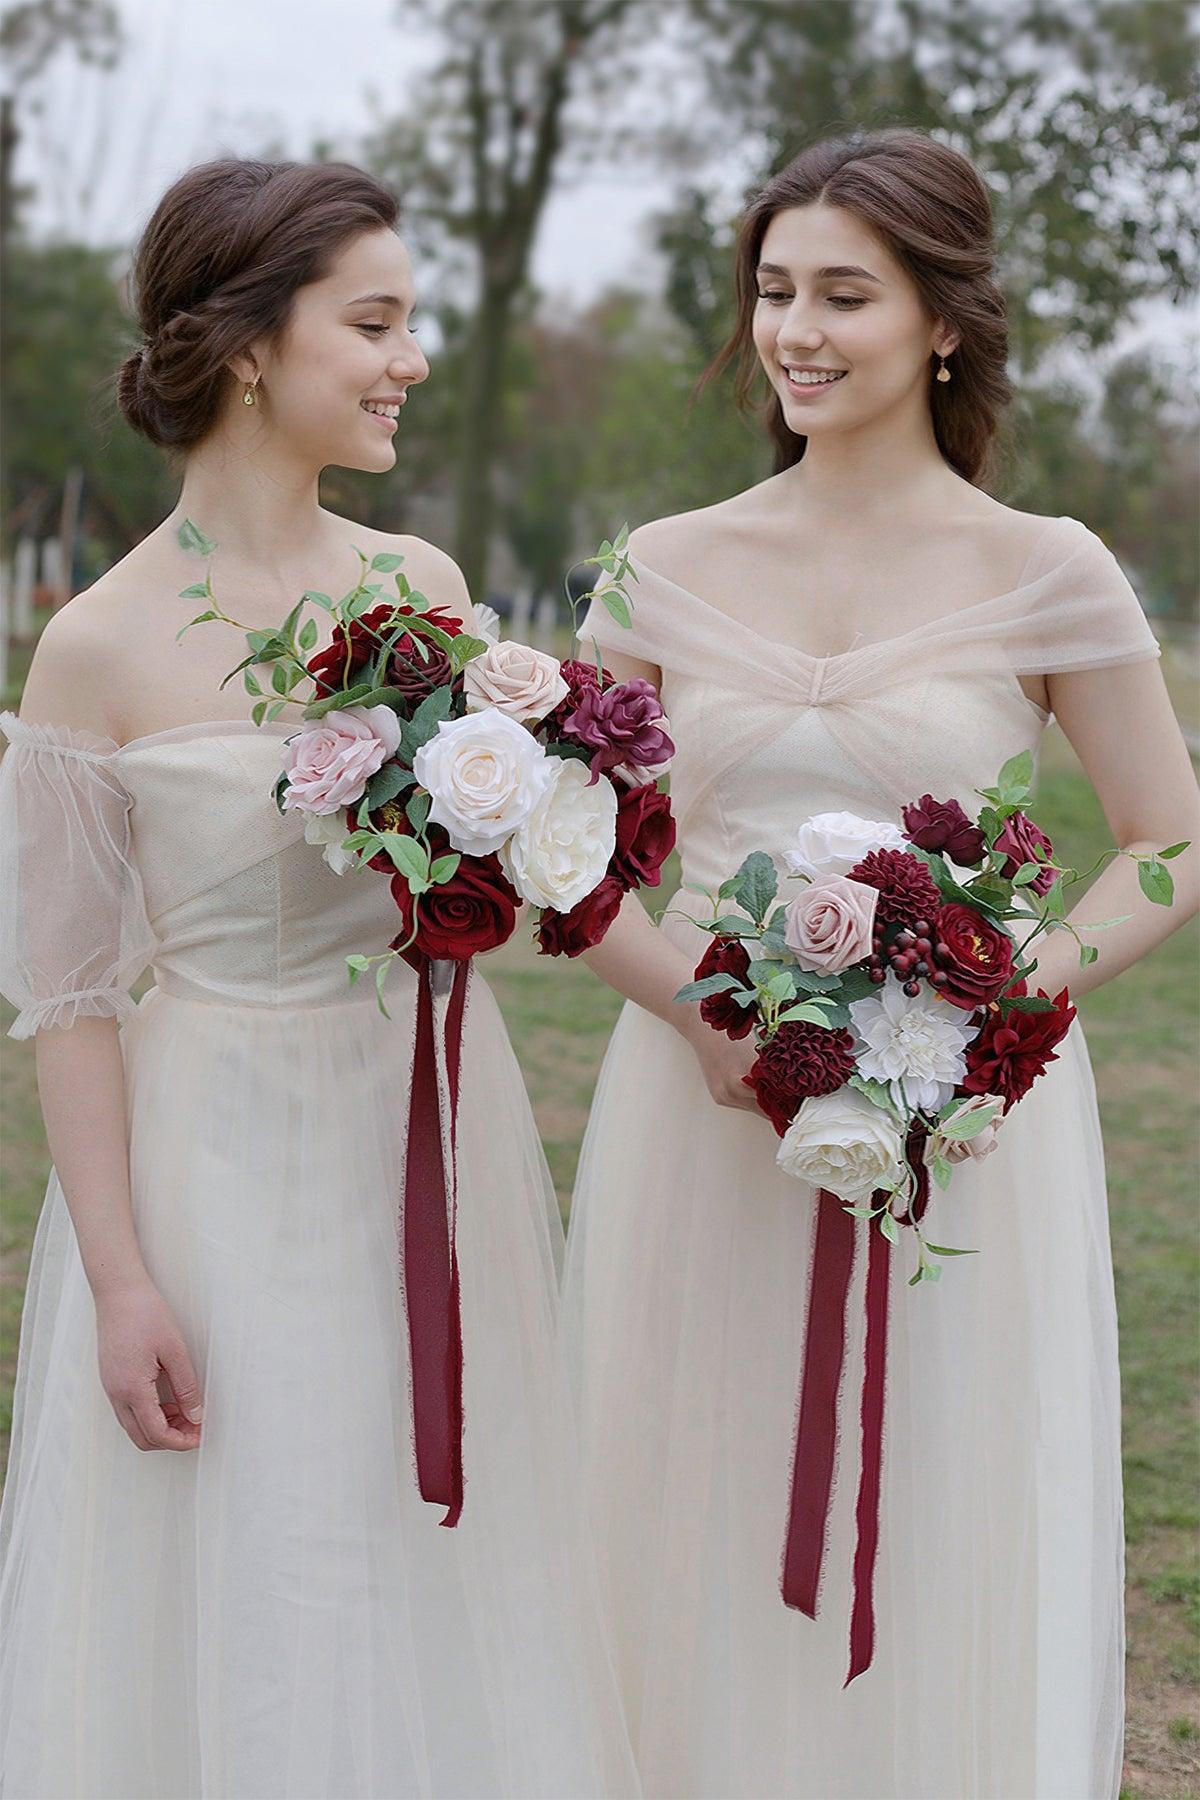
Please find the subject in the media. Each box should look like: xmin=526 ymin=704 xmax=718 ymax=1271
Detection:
xmin=361 ymin=400 xmax=403 ymax=421
xmin=783 ymin=368 xmax=848 ymax=389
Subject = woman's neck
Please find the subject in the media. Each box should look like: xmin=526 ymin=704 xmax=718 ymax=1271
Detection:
xmin=783 ymin=403 xmax=965 ymax=521
xmin=171 ymin=438 xmax=332 ymax=576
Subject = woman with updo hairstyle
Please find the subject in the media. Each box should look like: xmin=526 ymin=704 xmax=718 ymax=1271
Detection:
xmin=563 ymin=127 xmax=1197 ymax=1798
xmin=0 ymin=158 xmax=638 ymax=1799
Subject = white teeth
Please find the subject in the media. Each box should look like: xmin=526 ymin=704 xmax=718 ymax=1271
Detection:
xmin=362 ymin=401 xmax=401 ymax=418
xmin=785 ymin=369 xmax=847 ymax=386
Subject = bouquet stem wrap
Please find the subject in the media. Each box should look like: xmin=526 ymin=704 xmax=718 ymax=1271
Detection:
xmin=783 ymin=1147 xmax=929 ymax=1684
xmin=402 ymin=956 xmax=470 ymax=1526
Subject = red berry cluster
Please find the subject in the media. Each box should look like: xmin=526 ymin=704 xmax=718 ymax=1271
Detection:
xmin=867 ymin=917 xmax=951 ymax=999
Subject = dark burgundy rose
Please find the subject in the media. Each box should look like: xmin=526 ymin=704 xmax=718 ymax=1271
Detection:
xmin=307 ymin=603 xmax=463 ymax=699
xmin=542 ymin=657 xmax=612 ymax=739
xmin=610 ymin=783 xmax=676 ymax=890
xmin=961 ymin=980 xmax=1076 ymax=1111
xmin=742 ymin=1021 xmax=856 ymax=1137
xmin=846 ymin=847 xmax=942 ymax=930
xmin=562 ymin=677 xmax=675 ymax=784
xmin=994 ymin=811 xmax=1059 ymax=896
xmin=902 ymin=794 xmax=987 ymax=867
xmin=931 ymin=902 xmax=1016 ymax=1009
xmin=389 ymin=851 xmax=518 ymax=965
xmin=536 ymin=875 xmax=625 ymax=957
xmin=693 ymin=936 xmax=755 ymax=1040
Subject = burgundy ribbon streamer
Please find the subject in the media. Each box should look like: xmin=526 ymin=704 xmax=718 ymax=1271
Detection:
xmin=781 ymin=1186 xmax=893 ymax=1685
xmin=402 ymin=956 xmax=470 ymax=1527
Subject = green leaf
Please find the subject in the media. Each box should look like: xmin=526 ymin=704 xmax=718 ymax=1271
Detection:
xmin=271 ymin=662 xmax=290 ymax=695
xmin=408 ymin=684 xmax=454 ymax=739
xmin=1079 ymin=943 xmax=1099 ymax=967
xmin=997 ymin=748 xmax=1034 ymax=796
xmin=380 ymin=833 xmax=430 ymax=882
xmin=1011 ymin=862 xmax=1043 ymax=887
xmin=175 ymin=609 xmax=219 ymax=641
xmin=356 ymin=685 xmax=414 ymax=711
xmin=303 ymin=683 xmax=373 ymax=719
xmin=848 ymin=1073 xmax=896 ymax=1113
xmin=733 ymin=851 xmax=777 ymax=925
xmin=778 ymin=1003 xmax=841 ymax=1026
xmin=429 ymin=853 xmax=461 ymax=884
xmin=1137 ymin=858 xmax=1175 ymax=906
xmin=346 ymin=953 xmax=371 ymax=976
xmin=710 ymin=913 xmax=753 ymax=936
xmin=178 ymin=581 xmax=210 ymax=599
xmin=265 ymin=701 xmax=287 ymax=722
xmin=177 ymin=518 xmax=217 ymax=557
xmin=299 ymin=618 xmax=318 ymax=652
xmin=924 ymin=1243 xmax=979 ymax=1257
xmin=930 ymin=1156 xmax=954 ymax=1190
xmin=879 ymin=1211 xmax=900 ymax=1245
xmin=406 ymin=790 xmax=431 ymax=832
xmin=1001 ymin=993 xmax=1057 ymax=1014
xmin=449 ymin=633 xmax=490 ymax=671
xmin=940 ymin=1103 xmax=1000 ymax=1140
xmin=243 ymin=668 xmax=262 ymax=696
xmin=370 ymin=551 xmax=405 ymax=572
xmin=600 ymin=588 xmax=633 ymax=630
xmin=1159 ymin=841 xmax=1190 ymax=860
xmin=303 ymin=590 xmax=334 ymax=611
xmin=365 ymin=762 xmax=413 ymax=810
xmin=790 ymin=968 xmax=842 ymax=993
xmin=375 ymin=960 xmax=392 ymax=1020
xmin=251 ymin=699 xmax=268 ymax=726
xmin=674 ymin=973 xmax=743 ymax=1003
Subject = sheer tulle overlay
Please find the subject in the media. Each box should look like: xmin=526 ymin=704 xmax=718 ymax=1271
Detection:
xmin=562 ymin=516 xmax=1160 ymax=1800
xmin=0 ymin=715 xmax=638 ymax=1800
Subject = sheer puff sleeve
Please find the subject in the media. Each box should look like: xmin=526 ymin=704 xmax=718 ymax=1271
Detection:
xmin=0 ymin=711 xmax=156 ymax=1039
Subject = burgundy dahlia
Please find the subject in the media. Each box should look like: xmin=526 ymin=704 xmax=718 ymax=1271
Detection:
xmin=846 ymin=847 xmax=942 ymax=930
xmin=742 ymin=1021 xmax=856 ymax=1137
xmin=902 ymin=794 xmax=987 ymax=867
xmin=693 ymin=935 xmax=754 ymax=1040
xmin=542 ymin=657 xmax=611 ymax=739
xmin=961 ymin=980 xmax=1076 ymax=1111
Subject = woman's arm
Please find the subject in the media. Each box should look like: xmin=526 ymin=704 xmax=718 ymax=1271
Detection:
xmin=18 ymin=619 xmax=205 ymax=1451
xmin=1030 ymin=657 xmax=1200 ymax=998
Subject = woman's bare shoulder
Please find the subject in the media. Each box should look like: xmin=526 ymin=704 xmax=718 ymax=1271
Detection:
xmin=629 ymin=476 xmax=778 ymax=583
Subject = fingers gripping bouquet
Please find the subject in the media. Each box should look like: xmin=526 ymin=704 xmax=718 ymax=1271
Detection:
xmin=178 ymin=519 xmax=674 ymax=1527
xmin=675 ymin=757 xmax=1186 ymax=1681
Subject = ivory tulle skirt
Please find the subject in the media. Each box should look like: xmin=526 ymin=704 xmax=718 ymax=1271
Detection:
xmin=1 ymin=978 xmax=638 ymax=1800
xmin=562 ymin=907 xmax=1124 ymax=1800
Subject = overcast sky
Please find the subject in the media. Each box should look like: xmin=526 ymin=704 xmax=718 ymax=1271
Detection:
xmin=11 ymin=0 xmax=684 ymax=302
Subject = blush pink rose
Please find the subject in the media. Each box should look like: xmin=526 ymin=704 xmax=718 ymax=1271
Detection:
xmin=281 ymin=704 xmax=402 ymax=815
xmin=783 ymin=875 xmax=879 ymax=974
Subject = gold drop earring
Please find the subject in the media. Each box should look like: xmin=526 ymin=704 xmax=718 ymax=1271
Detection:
xmin=936 ymin=355 xmax=952 ymax=384
xmin=242 ymin=373 xmax=261 ymax=406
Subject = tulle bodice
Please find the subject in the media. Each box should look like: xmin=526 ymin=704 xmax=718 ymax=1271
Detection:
xmin=0 ymin=715 xmax=402 ymax=1035
xmin=580 ymin=513 xmax=1159 ymax=900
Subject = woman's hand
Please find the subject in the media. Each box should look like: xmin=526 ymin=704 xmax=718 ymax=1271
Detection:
xmin=679 ymin=1012 xmax=765 ymax=1116
xmin=95 ymin=1277 xmax=204 ymax=1452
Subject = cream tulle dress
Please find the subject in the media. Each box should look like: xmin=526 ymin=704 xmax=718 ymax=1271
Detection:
xmin=0 ymin=713 xmax=638 ymax=1800
xmin=562 ymin=515 xmax=1161 ymax=1800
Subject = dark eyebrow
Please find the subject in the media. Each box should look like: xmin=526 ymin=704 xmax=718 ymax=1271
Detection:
xmin=343 ymin=292 xmax=411 ymax=308
xmin=756 ymin=261 xmax=883 ymax=285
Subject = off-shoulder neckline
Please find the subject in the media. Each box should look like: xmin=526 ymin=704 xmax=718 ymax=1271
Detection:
xmin=0 ymin=711 xmax=294 ymax=757
xmin=624 ymin=513 xmax=1077 ymax=665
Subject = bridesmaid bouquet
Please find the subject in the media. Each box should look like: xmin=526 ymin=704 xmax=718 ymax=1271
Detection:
xmin=179 ymin=519 xmax=673 ymax=1530
xmin=178 ymin=521 xmax=676 ymax=1008
xmin=676 ymin=753 xmax=1186 ymax=1284
xmin=676 ymin=755 xmax=1186 ymax=1681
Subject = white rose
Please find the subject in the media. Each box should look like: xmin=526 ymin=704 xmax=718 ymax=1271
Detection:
xmin=776 ymin=1089 xmax=905 ymax=1203
xmin=500 ymin=757 xmax=617 ymax=910
xmin=463 ymin=640 xmax=570 ymax=723
xmin=783 ymin=810 xmax=908 ymax=881
xmin=473 ymin=603 xmax=501 ymax=645
xmin=413 ymin=708 xmax=553 ymax=856
xmin=303 ymin=810 xmax=356 ymax=875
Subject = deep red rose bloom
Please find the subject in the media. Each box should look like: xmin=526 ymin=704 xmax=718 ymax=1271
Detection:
xmin=389 ymin=851 xmax=518 ymax=965
xmin=542 ymin=657 xmax=611 ymax=739
xmin=610 ymin=782 xmax=676 ymax=890
xmin=562 ymin=677 xmax=675 ymax=783
xmin=743 ymin=1021 xmax=856 ymax=1137
xmin=693 ymin=935 xmax=755 ymax=1040
xmin=846 ymin=847 xmax=942 ymax=929
xmin=307 ymin=603 xmax=463 ymax=699
xmin=994 ymin=811 xmax=1059 ymax=896
xmin=902 ymin=794 xmax=987 ymax=867
xmin=536 ymin=874 xmax=625 ymax=957
xmin=932 ymin=901 xmax=1016 ymax=1009
xmin=961 ymin=980 xmax=1076 ymax=1111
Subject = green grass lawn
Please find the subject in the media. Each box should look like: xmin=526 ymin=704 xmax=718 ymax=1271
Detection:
xmin=1 ymin=719 xmax=1196 ymax=1796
